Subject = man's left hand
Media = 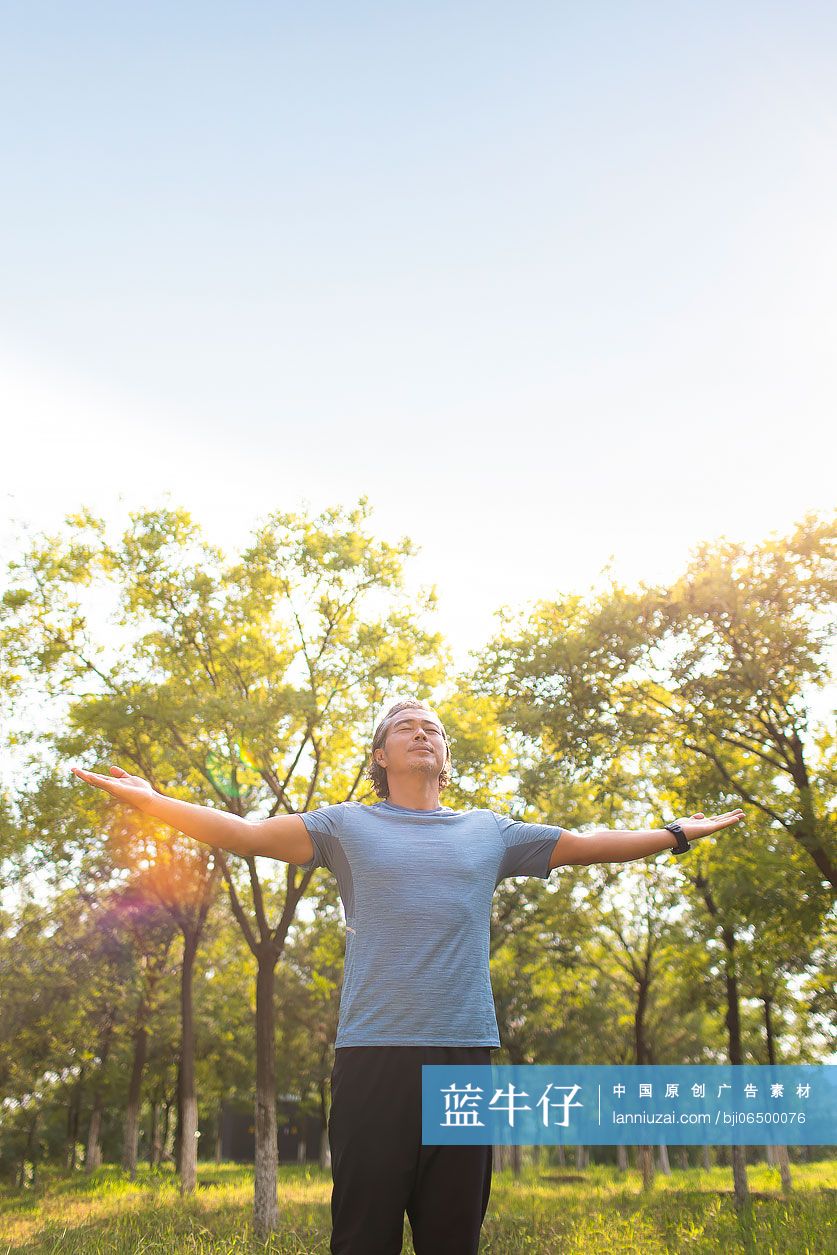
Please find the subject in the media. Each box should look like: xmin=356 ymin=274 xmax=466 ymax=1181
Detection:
xmin=672 ymin=809 xmax=746 ymax=844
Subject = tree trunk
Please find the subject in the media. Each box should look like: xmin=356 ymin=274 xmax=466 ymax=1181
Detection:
xmin=163 ymin=1097 xmax=175 ymax=1164
xmin=616 ymin=1144 xmax=628 ymax=1172
xmin=634 ymin=978 xmax=649 ymax=1070
xmin=318 ymin=1076 xmax=331 ymax=1171
xmin=214 ymin=1104 xmax=224 ymax=1164
xmin=788 ymin=734 xmax=837 ymax=890
xmin=149 ymin=1100 xmax=164 ymax=1168
xmin=658 ymin=1143 xmax=671 ymax=1174
xmin=178 ymin=932 xmax=200 ymax=1195
xmin=763 ymin=995 xmax=776 ymax=1065
xmin=253 ymin=946 xmax=281 ymax=1238
xmin=65 ymin=1098 xmax=76 ymax=1173
xmin=86 ymin=1017 xmax=115 ymax=1174
xmin=510 ymin=1143 xmax=522 ymax=1177
xmin=85 ymin=1104 xmax=103 ymax=1172
xmin=702 ymin=1144 xmax=711 ymax=1170
xmin=174 ymin=1059 xmax=183 ymax=1174
xmin=677 ymin=1147 xmax=689 ymax=1171
xmin=556 ymin=1144 xmax=565 ymax=1167
xmin=731 ymin=1145 xmax=749 ymax=1208
xmin=17 ymin=1111 xmax=38 ymax=1189
xmin=721 ymin=929 xmax=744 ymax=1066
xmin=721 ymin=926 xmax=750 ymax=1209
xmin=774 ymin=1143 xmax=792 ymax=1195
xmin=634 ymin=981 xmax=655 ymax=1191
xmin=122 ymin=1024 xmax=148 ymax=1178
xmin=65 ymin=1071 xmax=84 ymax=1172
xmin=763 ymin=994 xmax=793 ymax=1194
xmin=697 ymin=874 xmax=750 ymax=1206
xmin=639 ymin=1145 xmax=654 ymax=1190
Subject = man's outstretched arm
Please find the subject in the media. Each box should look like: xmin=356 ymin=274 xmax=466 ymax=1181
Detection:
xmin=70 ymin=764 xmax=316 ymax=865
xmin=548 ymin=809 xmax=745 ymax=868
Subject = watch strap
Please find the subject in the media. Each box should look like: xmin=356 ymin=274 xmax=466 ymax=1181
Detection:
xmin=664 ymin=820 xmax=690 ymax=855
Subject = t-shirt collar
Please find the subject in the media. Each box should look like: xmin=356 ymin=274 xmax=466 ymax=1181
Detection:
xmin=378 ymin=799 xmax=452 ymax=815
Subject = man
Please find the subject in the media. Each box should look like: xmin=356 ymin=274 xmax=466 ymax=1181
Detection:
xmin=72 ymin=699 xmax=744 ymax=1254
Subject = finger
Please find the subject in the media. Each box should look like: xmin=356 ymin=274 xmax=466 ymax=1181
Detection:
xmin=82 ymin=773 xmax=109 ymax=787
xmin=109 ymin=766 xmax=128 ymax=776
xmin=72 ymin=769 xmax=116 ymax=794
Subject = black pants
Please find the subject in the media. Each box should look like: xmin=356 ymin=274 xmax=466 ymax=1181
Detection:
xmin=327 ymin=1045 xmax=494 ymax=1255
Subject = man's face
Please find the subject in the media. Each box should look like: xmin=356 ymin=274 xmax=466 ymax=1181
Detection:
xmin=374 ymin=709 xmax=448 ymax=782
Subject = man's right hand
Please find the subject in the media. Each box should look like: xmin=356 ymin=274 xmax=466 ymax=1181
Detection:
xmin=71 ymin=764 xmax=156 ymax=812
xmin=70 ymin=764 xmax=316 ymax=864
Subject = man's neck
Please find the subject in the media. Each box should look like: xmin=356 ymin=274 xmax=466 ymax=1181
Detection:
xmin=384 ymin=779 xmax=442 ymax=811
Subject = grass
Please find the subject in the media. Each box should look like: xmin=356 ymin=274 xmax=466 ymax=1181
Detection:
xmin=0 ymin=1158 xmax=835 ymax=1254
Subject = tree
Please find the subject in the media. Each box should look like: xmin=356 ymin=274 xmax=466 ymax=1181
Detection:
xmin=1 ymin=498 xmax=449 ymax=1235
xmin=634 ymin=511 xmax=837 ymax=891
xmin=472 ymin=512 xmax=837 ymax=892
xmin=276 ymin=897 xmax=344 ymax=1169
xmin=192 ymin=906 xmax=261 ymax=1166
xmin=102 ymin=885 xmax=179 ymax=1178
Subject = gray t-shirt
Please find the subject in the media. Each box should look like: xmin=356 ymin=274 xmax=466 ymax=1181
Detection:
xmin=299 ymin=799 xmax=565 ymax=1047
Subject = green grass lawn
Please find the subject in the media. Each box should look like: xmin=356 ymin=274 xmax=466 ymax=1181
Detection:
xmin=1 ymin=1159 xmax=835 ymax=1254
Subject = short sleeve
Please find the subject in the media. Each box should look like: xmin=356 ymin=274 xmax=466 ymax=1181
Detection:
xmin=492 ymin=812 xmax=565 ymax=884
xmin=298 ymin=803 xmax=345 ymax=874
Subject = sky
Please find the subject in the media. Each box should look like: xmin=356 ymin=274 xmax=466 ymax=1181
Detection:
xmin=2 ymin=1 xmax=836 ymax=667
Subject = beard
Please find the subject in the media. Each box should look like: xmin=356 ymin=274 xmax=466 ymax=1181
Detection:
xmin=407 ymin=754 xmax=439 ymax=778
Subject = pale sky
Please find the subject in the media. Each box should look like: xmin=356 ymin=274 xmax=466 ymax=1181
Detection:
xmin=2 ymin=2 xmax=836 ymax=666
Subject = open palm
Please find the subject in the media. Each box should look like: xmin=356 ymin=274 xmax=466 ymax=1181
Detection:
xmin=674 ymin=809 xmax=745 ymax=843
xmin=71 ymin=764 xmax=156 ymax=811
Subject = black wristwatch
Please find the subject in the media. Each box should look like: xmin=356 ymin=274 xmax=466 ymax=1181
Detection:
xmin=664 ymin=820 xmax=690 ymax=855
